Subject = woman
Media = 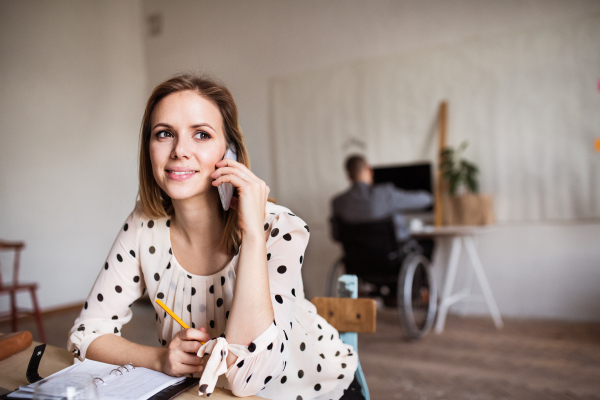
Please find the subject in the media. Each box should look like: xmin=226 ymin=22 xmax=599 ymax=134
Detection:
xmin=68 ymin=74 xmax=361 ymax=400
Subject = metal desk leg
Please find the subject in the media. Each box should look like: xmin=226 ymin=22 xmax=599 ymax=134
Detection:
xmin=435 ymin=236 xmax=462 ymax=333
xmin=464 ymin=236 xmax=503 ymax=329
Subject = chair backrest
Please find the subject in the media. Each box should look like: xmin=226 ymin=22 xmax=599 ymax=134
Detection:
xmin=0 ymin=240 xmax=25 ymax=287
xmin=311 ymin=297 xmax=376 ymax=333
xmin=336 ymin=218 xmax=402 ymax=282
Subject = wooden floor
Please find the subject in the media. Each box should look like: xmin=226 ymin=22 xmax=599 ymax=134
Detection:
xmin=358 ymin=308 xmax=600 ymax=400
xmin=2 ymin=301 xmax=600 ymax=400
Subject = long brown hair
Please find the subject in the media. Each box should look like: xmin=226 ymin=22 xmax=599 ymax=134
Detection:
xmin=138 ymin=73 xmax=249 ymax=255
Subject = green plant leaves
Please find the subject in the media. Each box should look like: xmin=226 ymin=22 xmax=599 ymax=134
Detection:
xmin=440 ymin=141 xmax=479 ymax=196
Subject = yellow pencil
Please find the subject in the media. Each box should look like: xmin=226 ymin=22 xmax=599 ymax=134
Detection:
xmin=155 ymin=299 xmax=206 ymax=344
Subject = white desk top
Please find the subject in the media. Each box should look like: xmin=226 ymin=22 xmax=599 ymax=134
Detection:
xmin=410 ymin=225 xmax=494 ymax=237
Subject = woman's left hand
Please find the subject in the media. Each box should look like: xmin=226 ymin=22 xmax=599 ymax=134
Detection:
xmin=211 ymin=159 xmax=269 ymax=236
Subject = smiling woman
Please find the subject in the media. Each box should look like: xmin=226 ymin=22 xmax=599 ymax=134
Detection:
xmin=66 ymin=74 xmax=361 ymax=400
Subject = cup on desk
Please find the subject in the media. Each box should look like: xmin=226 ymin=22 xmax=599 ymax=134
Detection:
xmin=33 ymin=373 xmax=99 ymax=400
xmin=409 ymin=218 xmax=424 ymax=232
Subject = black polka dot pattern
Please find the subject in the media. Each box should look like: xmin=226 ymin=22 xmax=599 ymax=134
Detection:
xmin=84 ymin=302 xmax=88 ymax=309
xmin=73 ymin=207 xmax=340 ymax=399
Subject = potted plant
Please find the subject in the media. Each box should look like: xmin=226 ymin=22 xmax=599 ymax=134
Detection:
xmin=440 ymin=141 xmax=494 ymax=225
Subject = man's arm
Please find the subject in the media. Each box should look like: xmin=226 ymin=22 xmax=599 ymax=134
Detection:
xmin=389 ymin=185 xmax=434 ymax=211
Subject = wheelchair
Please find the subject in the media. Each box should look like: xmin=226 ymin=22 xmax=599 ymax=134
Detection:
xmin=329 ymin=218 xmax=437 ymax=340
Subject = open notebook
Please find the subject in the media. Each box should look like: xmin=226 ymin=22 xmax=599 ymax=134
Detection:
xmin=8 ymin=359 xmax=194 ymax=400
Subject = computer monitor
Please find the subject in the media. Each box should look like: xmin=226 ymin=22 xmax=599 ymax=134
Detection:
xmin=372 ymin=162 xmax=434 ymax=211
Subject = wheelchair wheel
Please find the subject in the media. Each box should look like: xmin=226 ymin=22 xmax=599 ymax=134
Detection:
xmin=397 ymin=253 xmax=437 ymax=340
xmin=326 ymin=259 xmax=346 ymax=297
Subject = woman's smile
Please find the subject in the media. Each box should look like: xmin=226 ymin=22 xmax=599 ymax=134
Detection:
xmin=165 ymin=166 xmax=199 ymax=182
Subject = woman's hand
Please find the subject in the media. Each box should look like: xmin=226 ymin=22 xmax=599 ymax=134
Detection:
xmin=161 ymin=328 xmax=212 ymax=377
xmin=211 ymin=159 xmax=270 ymax=236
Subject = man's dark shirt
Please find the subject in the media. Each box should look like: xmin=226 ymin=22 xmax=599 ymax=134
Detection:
xmin=331 ymin=182 xmax=433 ymax=241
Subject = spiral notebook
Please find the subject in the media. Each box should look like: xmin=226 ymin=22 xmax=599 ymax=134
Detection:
xmin=7 ymin=359 xmax=198 ymax=400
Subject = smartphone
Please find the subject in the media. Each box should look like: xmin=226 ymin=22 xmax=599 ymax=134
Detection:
xmin=218 ymin=145 xmax=237 ymax=211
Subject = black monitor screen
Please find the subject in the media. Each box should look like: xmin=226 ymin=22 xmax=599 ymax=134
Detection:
xmin=373 ymin=162 xmax=434 ymax=211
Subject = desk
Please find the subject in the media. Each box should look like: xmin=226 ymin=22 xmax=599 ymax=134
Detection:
xmin=0 ymin=341 xmax=264 ymax=400
xmin=411 ymin=226 xmax=503 ymax=333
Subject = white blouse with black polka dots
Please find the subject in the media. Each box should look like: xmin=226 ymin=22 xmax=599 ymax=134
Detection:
xmin=68 ymin=201 xmax=357 ymax=400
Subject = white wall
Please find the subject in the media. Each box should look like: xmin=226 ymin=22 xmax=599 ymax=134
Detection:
xmin=0 ymin=0 xmax=148 ymax=309
xmin=141 ymin=0 xmax=600 ymax=321
xmin=2 ymin=0 xmax=599 ymax=321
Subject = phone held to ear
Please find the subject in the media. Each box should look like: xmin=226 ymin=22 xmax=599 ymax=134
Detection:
xmin=218 ymin=145 xmax=237 ymax=211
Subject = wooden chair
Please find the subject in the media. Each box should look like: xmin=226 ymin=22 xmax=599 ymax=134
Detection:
xmin=312 ymin=275 xmax=376 ymax=400
xmin=0 ymin=240 xmax=46 ymax=342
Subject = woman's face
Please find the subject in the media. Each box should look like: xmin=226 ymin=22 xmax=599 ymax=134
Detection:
xmin=149 ymin=90 xmax=227 ymax=203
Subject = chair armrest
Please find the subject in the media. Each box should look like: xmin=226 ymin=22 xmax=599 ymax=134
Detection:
xmin=311 ymin=297 xmax=376 ymax=333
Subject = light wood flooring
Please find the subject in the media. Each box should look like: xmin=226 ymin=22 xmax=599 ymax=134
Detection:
xmin=2 ymin=300 xmax=599 ymax=400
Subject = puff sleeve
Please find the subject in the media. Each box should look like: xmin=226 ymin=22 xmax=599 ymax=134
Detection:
xmin=67 ymin=207 xmax=146 ymax=360
xmin=197 ymin=206 xmax=309 ymax=397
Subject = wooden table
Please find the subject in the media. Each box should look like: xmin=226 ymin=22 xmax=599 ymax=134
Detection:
xmin=411 ymin=225 xmax=503 ymax=333
xmin=0 ymin=341 xmax=264 ymax=399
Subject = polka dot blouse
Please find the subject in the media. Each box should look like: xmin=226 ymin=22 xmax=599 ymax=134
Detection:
xmin=68 ymin=202 xmax=357 ymax=400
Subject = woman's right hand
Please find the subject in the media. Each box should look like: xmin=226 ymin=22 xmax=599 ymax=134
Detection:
xmin=162 ymin=328 xmax=212 ymax=376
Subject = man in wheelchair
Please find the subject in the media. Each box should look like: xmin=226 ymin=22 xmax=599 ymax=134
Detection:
xmin=330 ymin=155 xmax=437 ymax=339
